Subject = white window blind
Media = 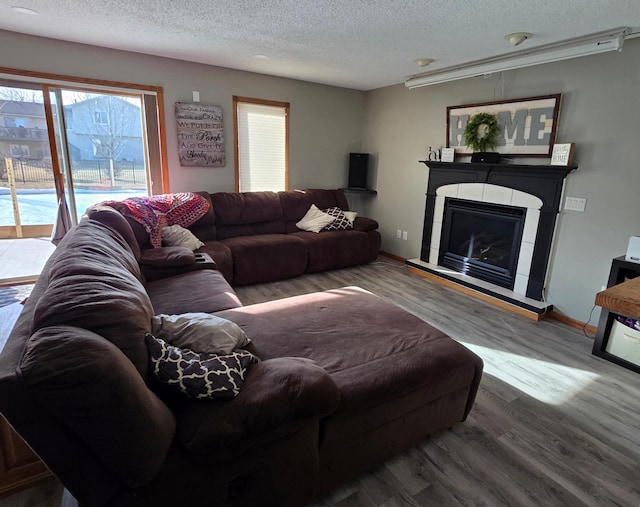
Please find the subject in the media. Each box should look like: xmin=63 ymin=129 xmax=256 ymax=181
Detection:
xmin=236 ymin=101 xmax=287 ymax=192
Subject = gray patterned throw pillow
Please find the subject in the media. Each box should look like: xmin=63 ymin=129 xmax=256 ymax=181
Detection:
xmin=322 ymin=207 xmax=354 ymax=231
xmin=146 ymin=334 xmax=258 ymax=400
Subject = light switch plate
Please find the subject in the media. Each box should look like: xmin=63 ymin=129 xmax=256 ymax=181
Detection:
xmin=564 ymin=197 xmax=586 ymax=212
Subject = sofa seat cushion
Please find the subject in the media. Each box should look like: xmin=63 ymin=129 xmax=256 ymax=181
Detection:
xmin=175 ymin=357 xmax=339 ymax=462
xmin=216 ymin=287 xmax=483 ymax=434
xmin=146 ymin=270 xmax=242 ymax=315
xmin=290 ymin=230 xmax=374 ymax=272
xmin=17 ymin=325 xmax=176 ymax=487
xmin=221 ymin=234 xmax=308 ymax=285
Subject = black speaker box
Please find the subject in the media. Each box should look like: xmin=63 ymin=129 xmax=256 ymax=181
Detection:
xmin=470 ymin=152 xmax=501 ymax=163
xmin=348 ymin=153 xmax=369 ymax=189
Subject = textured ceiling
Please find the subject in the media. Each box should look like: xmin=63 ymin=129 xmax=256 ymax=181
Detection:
xmin=1 ymin=0 xmax=639 ymax=90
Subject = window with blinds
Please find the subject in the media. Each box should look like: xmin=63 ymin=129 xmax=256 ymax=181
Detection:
xmin=234 ymin=97 xmax=289 ymax=192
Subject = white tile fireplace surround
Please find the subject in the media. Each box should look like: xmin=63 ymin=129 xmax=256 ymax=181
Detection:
xmin=429 ymin=183 xmax=542 ymax=297
xmin=408 ymin=161 xmax=576 ymax=315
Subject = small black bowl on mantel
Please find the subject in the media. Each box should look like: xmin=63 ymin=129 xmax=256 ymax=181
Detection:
xmin=470 ymin=152 xmax=501 ymax=163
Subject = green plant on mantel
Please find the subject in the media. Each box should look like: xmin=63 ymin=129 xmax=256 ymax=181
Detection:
xmin=463 ymin=112 xmax=500 ymax=152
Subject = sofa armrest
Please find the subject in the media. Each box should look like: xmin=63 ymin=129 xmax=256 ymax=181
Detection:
xmin=176 ymin=357 xmax=340 ymax=458
xmin=140 ymin=246 xmax=196 ymax=267
xmin=353 ymin=216 xmax=379 ymax=232
xmin=140 ymin=247 xmax=218 ymax=281
xmin=17 ymin=325 xmax=176 ymax=488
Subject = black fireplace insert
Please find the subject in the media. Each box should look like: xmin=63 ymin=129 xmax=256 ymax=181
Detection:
xmin=439 ymin=198 xmax=526 ymax=289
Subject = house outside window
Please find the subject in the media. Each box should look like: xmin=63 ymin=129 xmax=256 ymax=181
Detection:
xmin=233 ymin=96 xmax=289 ymax=192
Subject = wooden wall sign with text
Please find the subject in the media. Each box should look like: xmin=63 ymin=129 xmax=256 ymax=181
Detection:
xmin=447 ymin=94 xmax=561 ymax=157
xmin=176 ymin=102 xmax=225 ymax=167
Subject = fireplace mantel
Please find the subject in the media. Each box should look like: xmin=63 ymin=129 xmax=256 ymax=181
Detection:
xmin=417 ymin=161 xmax=577 ymax=301
xmin=419 ymin=161 xmax=576 ymax=211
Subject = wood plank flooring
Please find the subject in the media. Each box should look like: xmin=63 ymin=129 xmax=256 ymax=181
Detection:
xmin=1 ymin=257 xmax=639 ymax=507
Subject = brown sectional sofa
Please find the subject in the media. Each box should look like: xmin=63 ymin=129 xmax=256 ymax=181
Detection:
xmin=127 ymin=189 xmax=382 ymax=285
xmin=0 ymin=196 xmax=483 ymax=507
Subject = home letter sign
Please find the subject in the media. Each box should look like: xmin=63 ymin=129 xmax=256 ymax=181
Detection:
xmin=447 ymin=94 xmax=561 ymax=157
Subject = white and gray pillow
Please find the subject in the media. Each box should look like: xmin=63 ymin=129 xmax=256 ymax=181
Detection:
xmin=151 ymin=312 xmax=249 ymax=355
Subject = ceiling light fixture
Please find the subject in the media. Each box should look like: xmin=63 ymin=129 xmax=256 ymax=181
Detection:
xmin=415 ymin=58 xmax=435 ymax=67
xmin=405 ymin=27 xmax=629 ymax=89
xmin=11 ymin=5 xmax=39 ymax=15
xmin=504 ymin=32 xmax=532 ymax=46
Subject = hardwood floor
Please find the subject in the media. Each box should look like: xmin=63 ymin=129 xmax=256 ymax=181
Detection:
xmin=2 ymin=257 xmax=639 ymax=506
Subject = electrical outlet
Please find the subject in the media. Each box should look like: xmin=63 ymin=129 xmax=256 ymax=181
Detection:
xmin=402 ymin=231 xmax=408 ymax=240
xmin=564 ymin=197 xmax=586 ymax=212
xmin=396 ymin=229 xmax=402 ymax=239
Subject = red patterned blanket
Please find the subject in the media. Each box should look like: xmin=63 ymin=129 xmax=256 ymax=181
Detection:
xmin=102 ymin=192 xmax=210 ymax=248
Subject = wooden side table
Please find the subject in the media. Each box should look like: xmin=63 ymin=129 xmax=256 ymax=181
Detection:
xmin=0 ymin=302 xmax=52 ymax=497
xmin=592 ymin=257 xmax=640 ymax=374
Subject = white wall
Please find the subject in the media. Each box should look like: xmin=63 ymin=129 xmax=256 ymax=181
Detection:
xmin=361 ymin=38 xmax=640 ymax=323
xmin=0 ymin=30 xmax=365 ymax=193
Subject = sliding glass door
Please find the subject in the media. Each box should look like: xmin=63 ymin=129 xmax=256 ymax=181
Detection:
xmin=49 ymin=88 xmax=151 ymax=222
xmin=0 ymin=71 xmax=167 ymax=282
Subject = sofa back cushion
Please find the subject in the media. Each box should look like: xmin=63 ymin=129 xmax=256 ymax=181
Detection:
xmin=32 ymin=219 xmax=154 ymax=379
xmin=280 ymin=189 xmax=350 ymax=233
xmin=211 ymin=191 xmax=283 ymax=225
xmin=210 ymin=191 xmax=285 ymax=239
xmin=188 ymin=191 xmax=217 ymax=241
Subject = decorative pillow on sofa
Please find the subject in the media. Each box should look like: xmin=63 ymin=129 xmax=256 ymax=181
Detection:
xmin=344 ymin=210 xmax=357 ymax=224
xmin=322 ymin=207 xmax=354 ymax=231
xmin=145 ymin=334 xmax=258 ymax=400
xmin=151 ymin=312 xmax=250 ymax=355
xmin=296 ymin=204 xmax=335 ymax=233
xmin=161 ymin=225 xmax=204 ymax=250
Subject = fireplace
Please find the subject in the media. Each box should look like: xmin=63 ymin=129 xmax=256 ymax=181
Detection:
xmin=440 ymin=199 xmax=526 ymax=289
xmin=408 ymin=161 xmax=575 ymax=309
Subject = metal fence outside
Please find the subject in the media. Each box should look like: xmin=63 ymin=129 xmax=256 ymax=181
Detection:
xmin=0 ymin=158 xmax=147 ymax=190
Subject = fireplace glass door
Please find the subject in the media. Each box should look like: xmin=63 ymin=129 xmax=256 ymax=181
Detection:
xmin=439 ymin=198 xmax=526 ymax=289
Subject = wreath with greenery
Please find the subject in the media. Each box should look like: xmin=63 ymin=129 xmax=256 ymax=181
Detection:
xmin=463 ymin=112 xmax=500 ymax=152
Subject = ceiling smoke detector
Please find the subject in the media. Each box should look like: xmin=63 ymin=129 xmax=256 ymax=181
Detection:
xmin=504 ymin=32 xmax=532 ymax=46
xmin=415 ymin=58 xmax=435 ymax=67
